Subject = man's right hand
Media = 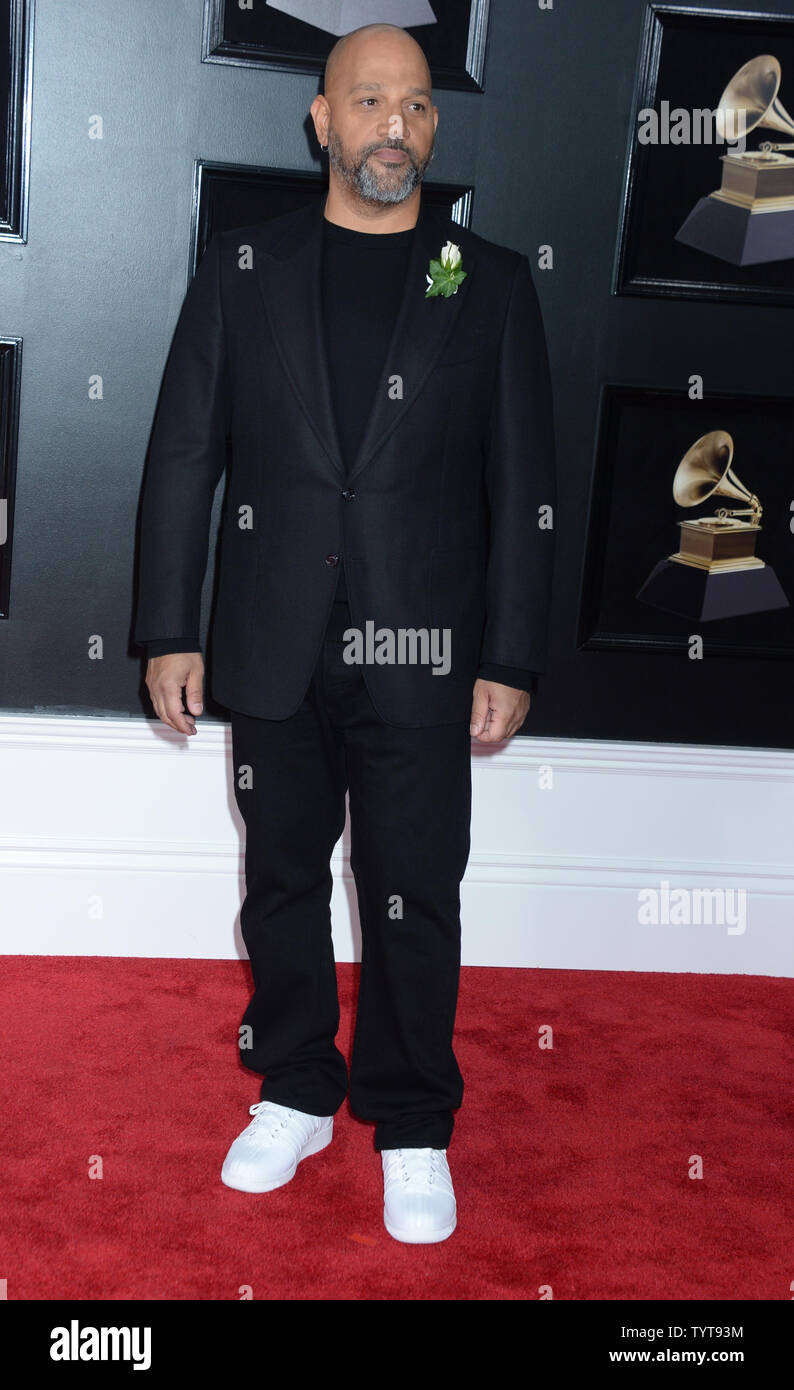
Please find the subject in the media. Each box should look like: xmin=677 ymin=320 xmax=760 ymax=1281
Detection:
xmin=145 ymin=652 xmax=204 ymax=736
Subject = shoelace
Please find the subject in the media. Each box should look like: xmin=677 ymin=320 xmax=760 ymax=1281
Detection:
xmin=246 ymin=1100 xmax=306 ymax=1141
xmin=383 ymin=1147 xmax=451 ymax=1191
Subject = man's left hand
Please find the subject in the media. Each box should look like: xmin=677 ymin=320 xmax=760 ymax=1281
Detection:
xmin=469 ymin=678 xmax=530 ymax=743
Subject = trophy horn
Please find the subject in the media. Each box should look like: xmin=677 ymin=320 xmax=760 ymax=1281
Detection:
xmin=716 ymin=54 xmax=794 ymax=142
xmin=672 ymin=430 xmax=761 ymax=519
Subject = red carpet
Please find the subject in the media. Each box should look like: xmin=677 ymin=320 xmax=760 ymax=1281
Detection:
xmin=0 ymin=957 xmax=791 ymax=1300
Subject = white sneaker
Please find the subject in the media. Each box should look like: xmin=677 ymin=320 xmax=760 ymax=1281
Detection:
xmin=381 ymin=1147 xmax=457 ymax=1244
xmin=221 ymin=1100 xmax=333 ymax=1193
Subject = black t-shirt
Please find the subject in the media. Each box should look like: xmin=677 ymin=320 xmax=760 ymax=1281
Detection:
xmin=321 ymin=216 xmax=415 ymax=603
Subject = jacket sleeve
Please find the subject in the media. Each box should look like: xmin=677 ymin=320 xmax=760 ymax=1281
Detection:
xmin=133 ymin=233 xmax=231 ymax=648
xmin=144 ymin=636 xmax=202 ymax=658
xmin=479 ymin=253 xmax=556 ymax=674
xmin=477 ymin=662 xmax=539 ymax=695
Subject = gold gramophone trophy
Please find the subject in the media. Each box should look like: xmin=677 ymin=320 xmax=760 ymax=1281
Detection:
xmin=636 ymin=430 xmax=789 ymax=620
xmin=675 ymin=55 xmax=794 ymax=264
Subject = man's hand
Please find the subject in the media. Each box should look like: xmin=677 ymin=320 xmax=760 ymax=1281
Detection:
xmin=469 ymin=677 xmax=530 ymax=743
xmin=145 ymin=652 xmax=204 ymax=736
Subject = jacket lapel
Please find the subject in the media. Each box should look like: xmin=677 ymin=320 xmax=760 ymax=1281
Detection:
xmin=253 ymin=198 xmax=346 ymax=483
xmin=252 ymin=195 xmax=474 ymax=486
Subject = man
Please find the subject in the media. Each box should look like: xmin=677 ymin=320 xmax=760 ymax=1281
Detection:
xmin=134 ymin=22 xmax=555 ymax=1245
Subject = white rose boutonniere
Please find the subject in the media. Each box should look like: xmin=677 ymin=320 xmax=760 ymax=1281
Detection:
xmin=425 ymin=241 xmax=467 ymax=298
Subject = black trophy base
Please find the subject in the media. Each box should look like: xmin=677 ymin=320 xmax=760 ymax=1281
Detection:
xmin=637 ymin=558 xmax=790 ymax=621
xmin=675 ymin=196 xmax=794 ymax=266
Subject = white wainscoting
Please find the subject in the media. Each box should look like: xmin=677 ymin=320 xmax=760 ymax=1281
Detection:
xmin=0 ymin=714 xmax=791 ymax=976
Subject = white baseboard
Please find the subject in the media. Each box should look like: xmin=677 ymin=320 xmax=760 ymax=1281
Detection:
xmin=1 ymin=714 xmax=791 ymax=975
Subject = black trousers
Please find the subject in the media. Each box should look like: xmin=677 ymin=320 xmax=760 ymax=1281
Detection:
xmin=229 ymin=597 xmax=472 ymax=1151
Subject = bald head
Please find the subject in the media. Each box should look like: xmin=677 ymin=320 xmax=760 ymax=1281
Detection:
xmin=324 ymin=23 xmax=432 ymax=98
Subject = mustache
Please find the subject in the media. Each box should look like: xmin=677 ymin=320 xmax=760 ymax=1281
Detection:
xmin=362 ymin=139 xmax=415 ymax=159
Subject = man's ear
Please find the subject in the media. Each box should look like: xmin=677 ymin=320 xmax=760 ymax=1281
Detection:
xmin=310 ymin=94 xmax=329 ymax=146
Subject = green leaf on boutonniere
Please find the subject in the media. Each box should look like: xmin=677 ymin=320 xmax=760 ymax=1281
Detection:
xmin=425 ymin=243 xmax=467 ymax=299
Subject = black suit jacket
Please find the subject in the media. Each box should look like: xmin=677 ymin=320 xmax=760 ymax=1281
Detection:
xmin=134 ymin=197 xmax=556 ymax=726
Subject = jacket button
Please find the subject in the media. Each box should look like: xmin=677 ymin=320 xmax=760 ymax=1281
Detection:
xmin=341 ymin=489 xmax=356 ymax=500
xmin=325 ymin=554 xmax=339 ymax=566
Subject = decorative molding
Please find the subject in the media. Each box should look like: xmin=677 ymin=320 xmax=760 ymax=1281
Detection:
xmin=0 ymin=836 xmax=791 ymax=895
xmin=200 ymin=0 xmax=491 ymax=93
xmin=2 ymin=714 xmax=794 ymax=778
xmin=0 ymin=0 xmax=34 ymax=243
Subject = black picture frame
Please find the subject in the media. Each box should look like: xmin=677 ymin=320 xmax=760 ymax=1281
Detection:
xmin=577 ymin=383 xmax=794 ymax=662
xmin=188 ymin=158 xmax=473 ymax=281
xmin=201 ymin=0 xmax=491 ymax=93
xmin=0 ymin=336 xmax=22 ymax=619
xmin=613 ymin=4 xmax=794 ymax=306
xmin=0 ymin=0 xmax=34 ymax=242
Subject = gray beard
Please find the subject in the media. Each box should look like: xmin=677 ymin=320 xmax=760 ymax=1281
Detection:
xmin=327 ymin=134 xmax=434 ymax=206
